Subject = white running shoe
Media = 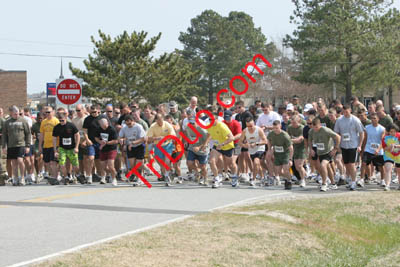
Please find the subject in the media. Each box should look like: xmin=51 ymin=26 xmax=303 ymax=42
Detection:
xmin=384 ymin=185 xmax=390 ymax=191
xmin=112 ymin=178 xmax=118 ymax=186
xmin=87 ymin=176 xmax=93 ymax=184
xmin=300 ymin=179 xmax=306 ymax=188
xmin=320 ymin=184 xmax=328 ymax=192
xmin=100 ymin=177 xmax=106 ymax=184
xmin=350 ymin=181 xmax=356 ymax=191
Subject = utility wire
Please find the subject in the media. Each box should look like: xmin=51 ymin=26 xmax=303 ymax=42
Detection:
xmin=0 ymin=52 xmax=87 ymax=59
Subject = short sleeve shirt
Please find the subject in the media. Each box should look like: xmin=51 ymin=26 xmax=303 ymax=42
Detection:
xmin=52 ymin=122 xmax=78 ymax=150
xmin=334 ymin=115 xmax=364 ymax=149
xmin=119 ymin=124 xmax=145 ymax=148
xmin=40 ymin=117 xmax=60 ymax=148
xmin=206 ymin=121 xmax=234 ymax=151
xmin=267 ymin=131 xmax=292 ymax=155
xmin=308 ymin=126 xmax=337 ymax=155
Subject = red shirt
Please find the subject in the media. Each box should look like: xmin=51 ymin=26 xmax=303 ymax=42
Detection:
xmin=223 ymin=119 xmax=242 ymax=144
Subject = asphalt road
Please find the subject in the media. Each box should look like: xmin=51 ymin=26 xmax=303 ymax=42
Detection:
xmin=0 ymin=162 xmax=381 ymax=267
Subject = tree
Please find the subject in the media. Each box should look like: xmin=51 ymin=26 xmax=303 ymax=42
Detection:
xmin=179 ymin=10 xmax=277 ymax=104
xmin=69 ymin=30 xmax=199 ymax=106
xmin=284 ymin=0 xmax=400 ymax=103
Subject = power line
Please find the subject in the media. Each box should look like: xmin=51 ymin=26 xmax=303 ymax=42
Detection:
xmin=0 ymin=38 xmax=91 ymax=48
xmin=0 ymin=52 xmax=87 ymax=59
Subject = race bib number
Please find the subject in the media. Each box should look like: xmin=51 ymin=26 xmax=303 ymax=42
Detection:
xmin=371 ymin=143 xmax=379 ymax=149
xmin=100 ymin=133 xmax=109 ymax=141
xmin=128 ymin=136 xmax=136 ymax=144
xmin=62 ymin=138 xmax=72 ymax=146
xmin=275 ymin=146 xmax=284 ymax=153
xmin=317 ymin=143 xmax=325 ymax=151
xmin=321 ymin=123 xmax=326 ymax=127
xmin=79 ymin=131 xmax=84 ymax=138
xmin=343 ymin=133 xmax=350 ymax=141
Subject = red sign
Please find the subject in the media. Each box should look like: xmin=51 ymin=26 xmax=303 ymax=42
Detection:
xmin=56 ymin=79 xmax=81 ymax=105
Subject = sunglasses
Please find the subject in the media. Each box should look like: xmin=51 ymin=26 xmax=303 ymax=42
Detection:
xmin=90 ymin=111 xmax=98 ymax=113
xmin=59 ymin=119 xmax=65 ymax=122
xmin=115 ymin=112 xmax=121 ymax=115
xmin=107 ymin=111 xmax=113 ymax=113
xmin=76 ymin=110 xmax=81 ymax=112
xmin=45 ymin=111 xmax=51 ymax=114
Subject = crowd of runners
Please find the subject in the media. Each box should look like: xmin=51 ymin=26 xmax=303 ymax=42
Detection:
xmin=1 ymin=95 xmax=400 ymax=192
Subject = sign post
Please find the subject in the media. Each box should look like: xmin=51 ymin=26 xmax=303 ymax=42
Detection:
xmin=56 ymin=78 xmax=82 ymax=107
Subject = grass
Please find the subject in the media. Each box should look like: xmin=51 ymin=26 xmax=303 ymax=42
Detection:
xmin=36 ymin=192 xmax=400 ymax=267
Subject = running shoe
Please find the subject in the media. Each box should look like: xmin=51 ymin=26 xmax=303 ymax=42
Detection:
xmin=284 ymin=180 xmax=292 ymax=190
xmin=112 ymin=178 xmax=118 ymax=186
xmin=231 ymin=176 xmax=238 ymax=187
xmin=350 ymin=181 xmax=356 ymax=191
xmin=299 ymin=179 xmax=306 ymax=188
xmin=320 ymin=184 xmax=328 ymax=192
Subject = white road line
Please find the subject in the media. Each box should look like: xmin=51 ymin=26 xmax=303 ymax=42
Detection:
xmin=7 ymin=191 xmax=292 ymax=267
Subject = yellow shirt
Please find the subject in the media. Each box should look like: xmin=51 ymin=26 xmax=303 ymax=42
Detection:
xmin=40 ymin=117 xmax=60 ymax=148
xmin=146 ymin=121 xmax=175 ymax=144
xmin=207 ymin=121 xmax=234 ymax=150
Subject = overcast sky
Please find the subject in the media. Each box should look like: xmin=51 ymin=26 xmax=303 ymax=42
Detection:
xmin=1 ymin=0 xmax=399 ymax=94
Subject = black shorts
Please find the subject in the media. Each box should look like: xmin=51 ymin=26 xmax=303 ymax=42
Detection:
xmin=384 ymin=160 xmax=400 ymax=168
xmin=126 ymin=145 xmax=145 ymax=160
xmin=341 ymin=148 xmax=357 ymax=164
xmin=250 ymin=151 xmax=265 ymax=161
xmin=318 ymin=152 xmax=333 ymax=163
xmin=311 ymin=147 xmax=318 ymax=161
xmin=217 ymin=148 xmax=233 ymax=158
xmin=7 ymin=147 xmax=25 ymax=159
xmin=241 ymin=147 xmax=249 ymax=152
xmin=362 ymin=152 xmax=384 ymax=167
xmin=43 ymin=147 xmax=55 ymax=163
xmin=24 ymin=145 xmax=34 ymax=157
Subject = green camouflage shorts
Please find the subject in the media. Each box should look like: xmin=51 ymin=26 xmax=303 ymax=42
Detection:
xmin=59 ymin=147 xmax=79 ymax=166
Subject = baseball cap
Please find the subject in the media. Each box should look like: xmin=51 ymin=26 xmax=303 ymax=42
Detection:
xmin=304 ymin=103 xmax=313 ymax=112
xmin=292 ymin=95 xmax=299 ymax=100
xmin=224 ymin=110 xmax=233 ymax=120
xmin=286 ymin=104 xmax=294 ymax=111
xmin=395 ymin=105 xmax=400 ymax=112
xmin=169 ymin=101 xmax=177 ymax=108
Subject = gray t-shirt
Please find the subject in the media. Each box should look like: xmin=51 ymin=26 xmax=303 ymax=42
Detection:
xmin=186 ymin=125 xmax=209 ymax=156
xmin=334 ymin=115 xmax=364 ymax=149
xmin=119 ymin=124 xmax=145 ymax=148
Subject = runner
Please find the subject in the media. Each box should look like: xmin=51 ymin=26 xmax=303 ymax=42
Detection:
xmin=239 ymin=117 xmax=267 ymax=186
xmin=39 ymin=106 xmax=59 ymax=183
xmin=146 ymin=113 xmax=176 ymax=186
xmin=186 ymin=116 xmax=210 ymax=185
xmin=377 ymin=105 xmax=393 ymax=130
xmin=52 ymin=113 xmax=80 ymax=185
xmin=2 ymin=106 xmax=31 ymax=186
xmin=334 ymin=105 xmax=364 ymax=190
xmin=118 ymin=115 xmax=146 ymax=186
xmin=361 ymin=113 xmax=385 ymax=186
xmin=222 ymin=110 xmax=242 ymax=182
xmin=95 ymin=118 xmax=119 ymax=186
xmin=308 ymin=118 xmax=341 ymax=192
xmin=287 ymin=115 xmax=307 ymax=187
xmin=22 ymin=108 xmax=35 ymax=184
xmin=267 ymin=120 xmax=294 ymax=189
xmin=382 ymin=124 xmax=400 ymax=191
xmin=72 ymin=104 xmax=87 ymax=184
xmin=204 ymin=117 xmax=237 ymax=188
xmin=256 ymin=103 xmax=281 ymax=184
xmin=82 ymin=105 xmax=107 ymax=184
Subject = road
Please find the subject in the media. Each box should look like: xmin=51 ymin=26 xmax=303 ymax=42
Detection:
xmin=0 ymin=163 xmax=370 ymax=267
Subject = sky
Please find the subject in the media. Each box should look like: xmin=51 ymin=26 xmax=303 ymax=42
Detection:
xmin=1 ymin=0 xmax=400 ymax=94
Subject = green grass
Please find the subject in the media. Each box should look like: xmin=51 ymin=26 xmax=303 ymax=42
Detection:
xmin=37 ymin=192 xmax=400 ymax=267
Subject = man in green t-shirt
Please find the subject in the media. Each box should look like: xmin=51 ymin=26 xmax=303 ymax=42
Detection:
xmin=377 ymin=105 xmax=393 ymax=130
xmin=267 ymin=120 xmax=293 ymax=190
xmin=287 ymin=115 xmax=306 ymax=188
xmin=308 ymin=118 xmax=341 ymax=192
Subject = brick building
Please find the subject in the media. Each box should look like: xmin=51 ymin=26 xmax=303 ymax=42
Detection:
xmin=0 ymin=70 xmax=27 ymax=110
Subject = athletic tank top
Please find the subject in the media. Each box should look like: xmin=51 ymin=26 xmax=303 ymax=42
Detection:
xmin=245 ymin=126 xmax=265 ymax=155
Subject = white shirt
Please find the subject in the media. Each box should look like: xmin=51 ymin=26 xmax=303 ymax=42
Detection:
xmin=256 ymin=111 xmax=281 ymax=134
